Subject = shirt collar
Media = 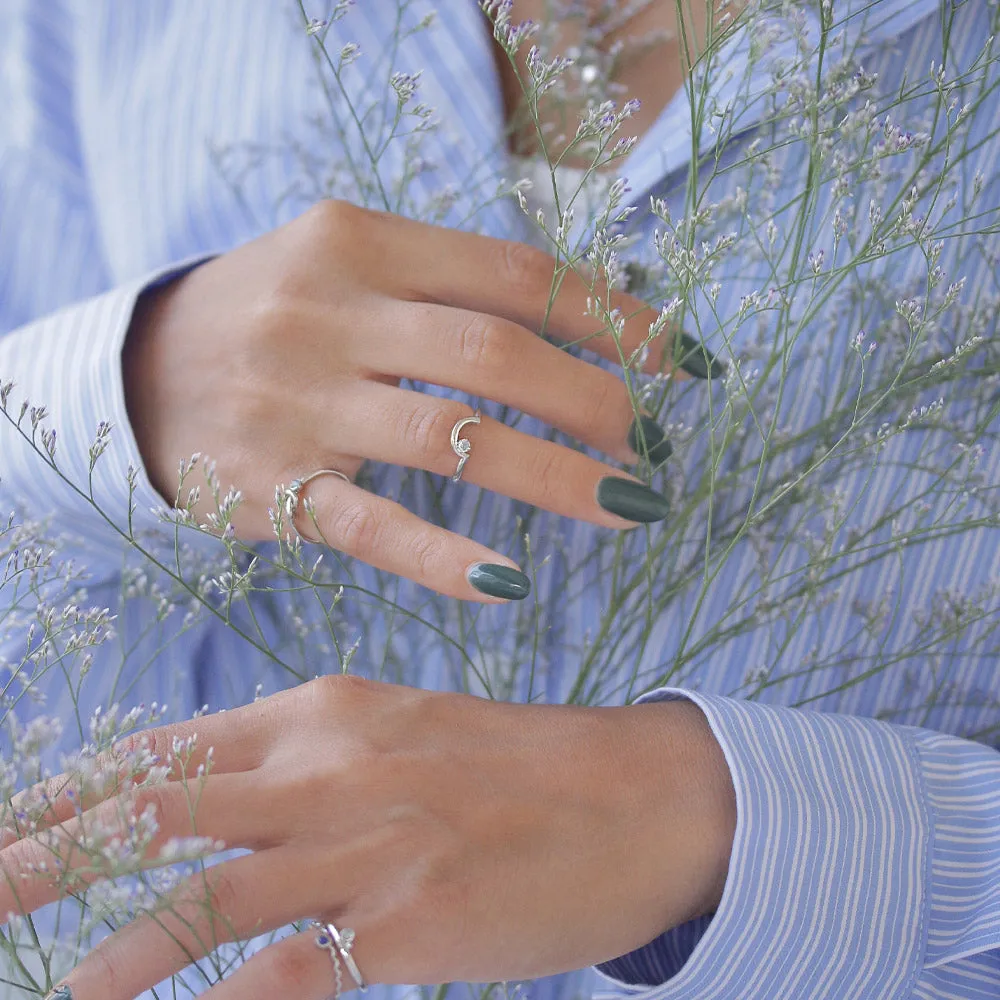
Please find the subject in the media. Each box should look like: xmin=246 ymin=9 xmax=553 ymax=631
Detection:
xmin=610 ymin=0 xmax=940 ymax=222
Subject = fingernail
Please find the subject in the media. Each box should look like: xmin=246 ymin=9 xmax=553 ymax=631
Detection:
xmin=467 ymin=563 xmax=532 ymax=600
xmin=45 ymin=988 xmax=73 ymax=1000
xmin=674 ymin=333 xmax=726 ymax=380
xmin=596 ymin=477 xmax=670 ymax=523
xmin=626 ymin=414 xmax=673 ymax=464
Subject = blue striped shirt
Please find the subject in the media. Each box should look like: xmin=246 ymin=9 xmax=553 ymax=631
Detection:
xmin=1 ymin=2 xmax=998 ymax=998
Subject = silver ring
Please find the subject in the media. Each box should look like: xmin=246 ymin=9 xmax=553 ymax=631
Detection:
xmin=283 ymin=469 xmax=351 ymax=543
xmin=450 ymin=409 xmax=481 ymax=483
xmin=311 ymin=920 xmax=368 ymax=994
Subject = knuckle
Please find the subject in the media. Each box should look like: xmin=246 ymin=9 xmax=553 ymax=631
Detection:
xmin=46 ymin=773 xmax=77 ymax=807
xmin=114 ymin=724 xmax=197 ymax=783
xmin=395 ymin=821 xmax=468 ymax=916
xmin=6 ymin=837 xmax=48 ymax=882
xmin=301 ymin=197 xmax=360 ymax=236
xmin=311 ymin=671 xmax=375 ymax=705
xmin=87 ymin=943 xmax=128 ymax=999
xmin=250 ymin=283 xmax=293 ymax=324
xmin=112 ymin=729 xmax=144 ymax=761
xmin=455 ymin=314 xmax=506 ymax=371
xmin=285 ymin=200 xmax=366 ymax=277
xmin=244 ymin=282 xmax=308 ymax=342
xmin=133 ymin=782 xmax=176 ymax=827
xmin=400 ymin=403 xmax=453 ymax=459
xmin=329 ymin=502 xmax=382 ymax=558
xmin=409 ymin=530 xmax=444 ymax=580
xmin=528 ymin=446 xmax=564 ymax=501
xmin=18 ymin=775 xmax=68 ymax=819
xmin=270 ymin=940 xmax=317 ymax=993
xmin=114 ymin=727 xmax=164 ymax=773
xmin=205 ymin=869 xmax=240 ymax=916
xmin=577 ymin=373 xmax=616 ymax=440
xmin=499 ymin=242 xmax=554 ymax=298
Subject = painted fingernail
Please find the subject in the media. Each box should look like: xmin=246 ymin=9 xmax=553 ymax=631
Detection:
xmin=674 ymin=333 xmax=726 ymax=380
xmin=627 ymin=414 xmax=673 ymax=464
xmin=467 ymin=563 xmax=531 ymax=600
xmin=45 ymin=988 xmax=73 ymax=1000
xmin=596 ymin=477 xmax=670 ymax=523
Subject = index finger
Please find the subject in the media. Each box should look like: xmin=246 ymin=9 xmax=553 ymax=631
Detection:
xmin=7 ymin=700 xmax=276 ymax=835
xmin=376 ymin=213 xmax=725 ymax=379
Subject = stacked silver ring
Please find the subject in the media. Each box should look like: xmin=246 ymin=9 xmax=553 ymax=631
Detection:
xmin=311 ymin=920 xmax=368 ymax=997
xmin=282 ymin=469 xmax=351 ymax=543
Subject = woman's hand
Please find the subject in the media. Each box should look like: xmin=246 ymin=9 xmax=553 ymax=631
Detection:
xmin=123 ymin=200 xmax=694 ymax=602
xmin=3 ymin=675 xmax=737 ymax=1000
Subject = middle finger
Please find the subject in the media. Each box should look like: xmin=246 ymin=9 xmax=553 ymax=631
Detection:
xmin=49 ymin=847 xmax=333 ymax=1000
xmin=0 ymin=772 xmax=264 ymax=921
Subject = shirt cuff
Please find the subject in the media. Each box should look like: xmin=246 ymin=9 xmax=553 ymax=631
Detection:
xmin=594 ymin=688 xmax=1000 ymax=999
xmin=0 ymin=254 xmax=219 ymax=570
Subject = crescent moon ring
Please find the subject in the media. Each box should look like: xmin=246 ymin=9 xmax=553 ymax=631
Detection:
xmin=449 ymin=409 xmax=482 ymax=482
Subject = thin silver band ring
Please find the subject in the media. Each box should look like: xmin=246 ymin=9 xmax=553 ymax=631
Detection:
xmin=283 ymin=469 xmax=351 ymax=543
xmin=450 ymin=409 xmax=482 ymax=483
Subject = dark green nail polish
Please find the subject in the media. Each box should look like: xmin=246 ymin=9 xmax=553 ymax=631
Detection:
xmin=674 ymin=332 xmax=726 ymax=380
xmin=45 ymin=988 xmax=73 ymax=1000
xmin=467 ymin=563 xmax=531 ymax=600
xmin=627 ymin=414 xmax=673 ymax=464
xmin=596 ymin=477 xmax=670 ymax=523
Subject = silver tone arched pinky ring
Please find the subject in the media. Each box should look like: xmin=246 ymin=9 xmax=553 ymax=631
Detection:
xmin=450 ymin=409 xmax=482 ymax=483
xmin=282 ymin=469 xmax=351 ymax=543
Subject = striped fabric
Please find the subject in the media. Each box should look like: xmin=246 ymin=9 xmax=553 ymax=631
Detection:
xmin=1 ymin=2 xmax=998 ymax=999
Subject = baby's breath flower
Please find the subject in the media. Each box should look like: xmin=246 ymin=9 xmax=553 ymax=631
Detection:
xmin=389 ymin=70 xmax=422 ymax=105
xmin=158 ymin=836 xmax=226 ymax=863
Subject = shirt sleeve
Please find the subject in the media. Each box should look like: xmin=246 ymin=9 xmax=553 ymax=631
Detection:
xmin=594 ymin=689 xmax=1000 ymax=1000
xmin=1 ymin=259 xmax=219 ymax=576
xmin=0 ymin=2 xmax=220 ymax=582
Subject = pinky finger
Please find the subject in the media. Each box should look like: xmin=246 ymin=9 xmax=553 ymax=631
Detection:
xmin=293 ymin=474 xmax=531 ymax=604
xmin=202 ymin=927 xmax=364 ymax=1000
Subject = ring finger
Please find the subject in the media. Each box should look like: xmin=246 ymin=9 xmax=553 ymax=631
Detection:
xmin=283 ymin=448 xmax=666 ymax=603
xmin=48 ymin=848 xmax=335 ymax=1000
xmin=201 ymin=926 xmax=368 ymax=1000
